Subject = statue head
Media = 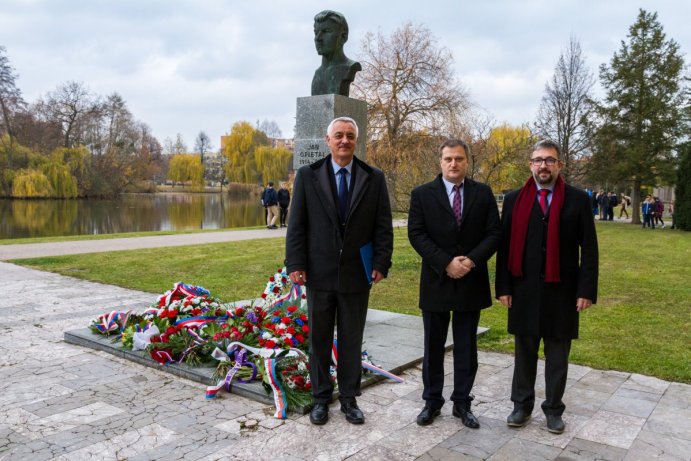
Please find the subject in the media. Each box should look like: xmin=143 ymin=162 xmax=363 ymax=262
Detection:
xmin=313 ymin=10 xmax=349 ymax=58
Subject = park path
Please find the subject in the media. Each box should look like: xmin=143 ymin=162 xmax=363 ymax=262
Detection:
xmin=0 ymin=220 xmax=408 ymax=260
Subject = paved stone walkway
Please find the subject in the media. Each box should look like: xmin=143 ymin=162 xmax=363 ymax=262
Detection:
xmin=1 ymin=229 xmax=690 ymax=460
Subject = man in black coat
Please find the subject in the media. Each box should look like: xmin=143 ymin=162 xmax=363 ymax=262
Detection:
xmin=285 ymin=117 xmax=393 ymax=425
xmin=277 ymin=182 xmax=291 ymax=227
xmin=495 ymin=139 xmax=598 ymax=434
xmin=408 ymin=139 xmax=502 ymax=428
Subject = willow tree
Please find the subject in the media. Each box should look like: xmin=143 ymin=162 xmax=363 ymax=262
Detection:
xmin=594 ymin=9 xmax=685 ymax=224
xmin=254 ymin=145 xmax=292 ymax=185
xmin=12 ymin=169 xmax=53 ymax=198
xmin=168 ymin=154 xmax=204 ymax=190
xmin=222 ymin=121 xmax=271 ymax=184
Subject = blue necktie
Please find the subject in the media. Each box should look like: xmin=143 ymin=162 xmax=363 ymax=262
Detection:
xmin=338 ymin=168 xmax=348 ymax=221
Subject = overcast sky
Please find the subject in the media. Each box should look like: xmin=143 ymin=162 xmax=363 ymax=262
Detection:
xmin=1 ymin=0 xmax=689 ymax=151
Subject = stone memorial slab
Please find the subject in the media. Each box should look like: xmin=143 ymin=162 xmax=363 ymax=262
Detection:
xmin=64 ymin=309 xmax=488 ymax=415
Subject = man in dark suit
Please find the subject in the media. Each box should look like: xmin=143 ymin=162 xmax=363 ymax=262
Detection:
xmin=285 ymin=117 xmax=393 ymax=425
xmin=408 ymin=139 xmax=502 ymax=428
xmin=495 ymin=139 xmax=598 ymax=434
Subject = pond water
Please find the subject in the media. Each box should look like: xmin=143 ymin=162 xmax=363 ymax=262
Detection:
xmin=0 ymin=193 xmax=266 ymax=239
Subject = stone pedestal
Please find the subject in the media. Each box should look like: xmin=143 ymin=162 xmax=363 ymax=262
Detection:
xmin=293 ymin=94 xmax=367 ymax=170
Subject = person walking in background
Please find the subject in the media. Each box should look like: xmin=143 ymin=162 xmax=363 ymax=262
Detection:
xmin=597 ymin=190 xmax=609 ymax=221
xmin=277 ymin=182 xmax=291 ymax=227
xmin=495 ymin=140 xmax=599 ymax=434
xmin=260 ymin=183 xmax=270 ymax=224
xmin=607 ymin=192 xmax=617 ymax=221
xmin=285 ymin=117 xmax=393 ymax=426
xmin=653 ymin=197 xmax=666 ymax=228
xmin=642 ymin=195 xmax=654 ymax=228
xmin=619 ymin=192 xmax=630 ymax=219
xmin=408 ymin=139 xmax=502 ymax=428
xmin=263 ymin=182 xmax=279 ymax=229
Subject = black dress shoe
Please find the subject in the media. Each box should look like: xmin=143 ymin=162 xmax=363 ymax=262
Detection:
xmin=452 ymin=405 xmax=480 ymax=428
xmin=507 ymin=408 xmax=531 ymax=427
xmin=546 ymin=414 xmax=565 ymax=434
xmin=340 ymin=401 xmax=365 ymax=424
xmin=416 ymin=406 xmax=441 ymax=426
xmin=309 ymin=403 xmax=329 ymax=425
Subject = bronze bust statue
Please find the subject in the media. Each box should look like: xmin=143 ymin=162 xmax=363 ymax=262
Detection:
xmin=311 ymin=10 xmax=361 ymax=97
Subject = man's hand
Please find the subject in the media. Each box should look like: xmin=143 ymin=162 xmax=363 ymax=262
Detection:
xmin=576 ymin=298 xmax=592 ymax=312
xmin=498 ymin=295 xmax=512 ymax=308
xmin=371 ymin=270 xmax=385 ymax=284
xmin=289 ymin=270 xmax=307 ymax=285
xmin=446 ymin=256 xmax=474 ymax=279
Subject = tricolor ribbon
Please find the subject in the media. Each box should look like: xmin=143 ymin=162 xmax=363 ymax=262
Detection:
xmin=204 ymin=341 xmax=307 ymax=419
xmin=94 ymin=310 xmax=131 ymax=334
xmin=267 ymin=283 xmax=306 ymax=310
xmin=158 ymin=282 xmax=211 ymax=307
xmin=331 ymin=339 xmax=404 ymax=383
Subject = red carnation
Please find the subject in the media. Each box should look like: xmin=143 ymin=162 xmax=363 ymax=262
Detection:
xmin=168 ymin=310 xmax=178 ymax=319
xmin=284 ymin=338 xmax=292 ymax=346
xmin=287 ymin=305 xmax=298 ymax=313
xmin=165 ymin=326 xmax=176 ymax=335
xmin=272 ymin=286 xmax=280 ymax=293
xmin=302 ymin=325 xmax=309 ymax=334
xmin=299 ymin=314 xmax=308 ymax=321
xmin=235 ymin=307 xmax=245 ymax=316
xmin=261 ymin=293 xmax=267 ymax=299
xmin=287 ymin=326 xmax=296 ymax=335
xmin=281 ymin=316 xmax=291 ymax=324
xmin=295 ymin=334 xmax=305 ymax=343
xmin=265 ymin=340 xmax=276 ymax=348
xmin=269 ymin=276 xmax=275 ymax=282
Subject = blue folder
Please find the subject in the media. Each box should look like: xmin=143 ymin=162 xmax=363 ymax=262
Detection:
xmin=360 ymin=242 xmax=374 ymax=284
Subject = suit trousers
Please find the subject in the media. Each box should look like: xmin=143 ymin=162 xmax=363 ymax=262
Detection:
xmin=511 ymin=334 xmax=572 ymax=416
xmin=421 ymin=309 xmax=481 ymax=409
xmin=307 ymin=289 xmax=369 ymax=404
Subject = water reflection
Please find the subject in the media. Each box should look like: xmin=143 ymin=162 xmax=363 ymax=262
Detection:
xmin=0 ymin=193 xmax=266 ymax=239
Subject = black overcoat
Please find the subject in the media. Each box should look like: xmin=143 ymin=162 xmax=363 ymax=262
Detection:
xmin=408 ymin=175 xmax=502 ymax=312
xmin=495 ymin=184 xmax=599 ymax=339
xmin=285 ymin=155 xmax=393 ymax=293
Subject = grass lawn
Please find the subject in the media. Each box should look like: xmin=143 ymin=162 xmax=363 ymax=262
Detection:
xmin=14 ymin=221 xmax=691 ymax=383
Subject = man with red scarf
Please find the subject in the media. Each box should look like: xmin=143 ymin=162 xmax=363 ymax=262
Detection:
xmin=495 ymin=139 xmax=598 ymax=434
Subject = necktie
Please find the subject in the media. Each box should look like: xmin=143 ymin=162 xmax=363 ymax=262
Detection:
xmin=453 ymin=184 xmax=462 ymax=226
xmin=338 ymin=168 xmax=348 ymax=221
xmin=539 ymin=189 xmax=550 ymax=215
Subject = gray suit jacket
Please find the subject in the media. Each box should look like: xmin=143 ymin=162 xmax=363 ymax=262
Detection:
xmin=285 ymin=155 xmax=393 ymax=293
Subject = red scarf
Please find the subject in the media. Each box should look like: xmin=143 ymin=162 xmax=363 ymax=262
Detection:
xmin=508 ymin=175 xmax=564 ymax=282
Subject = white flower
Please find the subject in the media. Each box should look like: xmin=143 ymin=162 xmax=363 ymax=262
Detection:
xmin=262 ymin=332 xmax=272 ymax=340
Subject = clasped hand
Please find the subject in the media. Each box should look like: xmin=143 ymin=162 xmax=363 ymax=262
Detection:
xmin=446 ymin=256 xmax=473 ymax=279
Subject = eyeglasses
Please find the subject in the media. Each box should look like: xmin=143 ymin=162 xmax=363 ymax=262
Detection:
xmin=530 ymin=157 xmax=558 ymax=166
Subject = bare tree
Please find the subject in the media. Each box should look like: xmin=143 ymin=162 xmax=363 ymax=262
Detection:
xmin=0 ymin=46 xmax=25 ymax=142
xmin=36 ymin=81 xmax=100 ymax=148
xmin=533 ymin=36 xmax=595 ymax=183
xmin=256 ymin=119 xmax=283 ymax=139
xmin=194 ymin=131 xmax=212 ymax=159
xmin=353 ymin=22 xmax=469 ymax=145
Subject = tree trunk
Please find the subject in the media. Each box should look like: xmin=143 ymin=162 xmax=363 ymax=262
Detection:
xmin=631 ymin=179 xmax=641 ymax=224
